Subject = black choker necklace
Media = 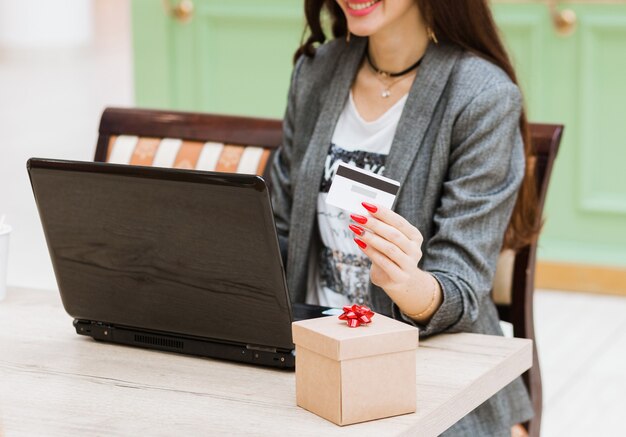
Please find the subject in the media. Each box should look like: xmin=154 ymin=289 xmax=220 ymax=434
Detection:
xmin=366 ymin=50 xmax=423 ymax=77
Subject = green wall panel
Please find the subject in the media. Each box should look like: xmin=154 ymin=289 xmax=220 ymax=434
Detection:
xmin=578 ymin=13 xmax=626 ymax=216
xmin=194 ymin=3 xmax=304 ymax=117
xmin=494 ymin=4 xmax=626 ymax=267
xmin=491 ymin=5 xmax=547 ymax=118
xmin=132 ymin=1 xmax=626 ymax=267
xmin=132 ymin=0 xmax=303 ymax=117
xmin=131 ymin=0 xmax=174 ymax=108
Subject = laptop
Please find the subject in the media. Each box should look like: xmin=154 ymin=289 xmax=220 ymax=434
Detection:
xmin=27 ymin=158 xmax=331 ymax=368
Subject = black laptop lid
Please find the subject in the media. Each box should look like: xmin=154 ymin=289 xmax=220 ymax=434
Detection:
xmin=27 ymin=158 xmax=294 ymax=350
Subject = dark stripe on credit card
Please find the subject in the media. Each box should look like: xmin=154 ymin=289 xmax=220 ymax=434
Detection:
xmin=336 ymin=165 xmax=399 ymax=195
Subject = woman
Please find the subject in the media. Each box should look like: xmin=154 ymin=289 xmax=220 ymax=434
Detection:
xmin=270 ymin=0 xmax=539 ymax=435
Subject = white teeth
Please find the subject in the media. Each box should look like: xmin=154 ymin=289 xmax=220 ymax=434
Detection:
xmin=348 ymin=0 xmax=379 ymax=11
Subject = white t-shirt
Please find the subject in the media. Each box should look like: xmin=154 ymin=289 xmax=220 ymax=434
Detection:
xmin=306 ymin=92 xmax=408 ymax=308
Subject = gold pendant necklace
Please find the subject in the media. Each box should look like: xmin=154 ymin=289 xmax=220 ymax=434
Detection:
xmin=374 ymin=72 xmax=412 ymax=99
xmin=366 ymin=47 xmax=423 ymax=98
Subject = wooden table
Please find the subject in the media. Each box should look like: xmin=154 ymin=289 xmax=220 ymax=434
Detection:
xmin=0 ymin=288 xmax=532 ymax=436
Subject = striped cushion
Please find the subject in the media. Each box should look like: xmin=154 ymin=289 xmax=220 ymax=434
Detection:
xmin=106 ymin=135 xmax=272 ymax=175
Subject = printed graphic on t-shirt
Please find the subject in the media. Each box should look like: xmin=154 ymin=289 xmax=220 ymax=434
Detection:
xmin=320 ymin=143 xmax=386 ymax=193
xmin=317 ymin=143 xmax=388 ymax=306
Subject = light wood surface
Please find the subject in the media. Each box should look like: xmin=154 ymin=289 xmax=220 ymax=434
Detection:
xmin=537 ymin=260 xmax=626 ymax=296
xmin=0 ymin=288 xmax=532 ymax=437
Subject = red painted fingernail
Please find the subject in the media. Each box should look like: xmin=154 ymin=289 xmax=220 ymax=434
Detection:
xmin=349 ymin=224 xmax=364 ymax=236
xmin=350 ymin=214 xmax=368 ymax=225
xmin=354 ymin=238 xmax=367 ymax=249
xmin=362 ymin=202 xmax=378 ymax=213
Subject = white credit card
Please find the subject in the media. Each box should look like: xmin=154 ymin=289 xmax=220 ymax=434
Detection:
xmin=325 ymin=162 xmax=400 ymax=213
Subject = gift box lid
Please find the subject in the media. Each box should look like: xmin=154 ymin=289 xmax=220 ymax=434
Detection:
xmin=292 ymin=313 xmax=419 ymax=361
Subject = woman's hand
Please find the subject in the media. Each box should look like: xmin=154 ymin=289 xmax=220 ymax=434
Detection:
xmin=349 ymin=202 xmax=442 ymax=320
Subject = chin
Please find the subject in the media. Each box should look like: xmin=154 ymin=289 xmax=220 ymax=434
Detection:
xmin=345 ymin=13 xmax=386 ymax=36
xmin=348 ymin=24 xmax=380 ymax=38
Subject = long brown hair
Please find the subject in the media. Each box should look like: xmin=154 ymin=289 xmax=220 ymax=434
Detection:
xmin=295 ymin=0 xmax=541 ymax=251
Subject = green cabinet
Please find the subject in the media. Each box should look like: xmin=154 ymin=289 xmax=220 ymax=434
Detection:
xmin=131 ymin=0 xmax=626 ymax=268
xmin=132 ymin=0 xmax=303 ymax=117
xmin=492 ymin=3 xmax=626 ymax=267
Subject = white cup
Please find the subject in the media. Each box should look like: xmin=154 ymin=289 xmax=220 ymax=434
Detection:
xmin=0 ymin=224 xmax=11 ymax=302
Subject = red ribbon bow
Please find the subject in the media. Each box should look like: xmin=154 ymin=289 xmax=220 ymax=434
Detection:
xmin=338 ymin=304 xmax=375 ymax=328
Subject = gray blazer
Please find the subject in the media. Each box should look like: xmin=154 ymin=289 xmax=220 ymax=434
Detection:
xmin=270 ymin=36 xmax=534 ymax=436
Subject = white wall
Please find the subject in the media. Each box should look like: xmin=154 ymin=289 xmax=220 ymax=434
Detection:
xmin=0 ymin=0 xmax=133 ymax=290
xmin=0 ymin=0 xmax=93 ymax=49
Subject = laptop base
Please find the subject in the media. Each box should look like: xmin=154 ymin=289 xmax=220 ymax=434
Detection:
xmin=74 ymin=319 xmax=296 ymax=368
xmin=292 ymin=302 xmax=331 ymax=321
xmin=73 ymin=303 xmax=331 ymax=369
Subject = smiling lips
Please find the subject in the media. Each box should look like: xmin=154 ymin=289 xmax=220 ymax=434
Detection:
xmin=345 ymin=0 xmax=381 ymax=17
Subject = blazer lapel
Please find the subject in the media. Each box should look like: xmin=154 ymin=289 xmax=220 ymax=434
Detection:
xmin=369 ymin=43 xmax=461 ymax=313
xmin=286 ymin=37 xmax=367 ymax=296
xmin=383 ymin=43 xmax=461 ymax=194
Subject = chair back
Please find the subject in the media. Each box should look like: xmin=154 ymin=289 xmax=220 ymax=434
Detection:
xmin=95 ymin=108 xmax=283 ymax=180
xmin=492 ymin=123 xmax=563 ymax=437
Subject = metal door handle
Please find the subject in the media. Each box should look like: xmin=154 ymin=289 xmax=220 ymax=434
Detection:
xmin=163 ymin=0 xmax=194 ymax=23
xmin=548 ymin=0 xmax=577 ymax=36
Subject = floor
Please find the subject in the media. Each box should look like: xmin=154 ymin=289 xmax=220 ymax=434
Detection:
xmin=534 ymin=289 xmax=626 ymax=437
xmin=0 ymin=1 xmax=624 ymax=436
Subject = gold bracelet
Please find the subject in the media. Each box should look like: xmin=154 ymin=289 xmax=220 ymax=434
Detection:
xmin=405 ymin=273 xmax=439 ymax=319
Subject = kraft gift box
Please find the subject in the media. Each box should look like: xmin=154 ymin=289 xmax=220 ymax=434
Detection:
xmin=292 ymin=313 xmax=419 ymax=426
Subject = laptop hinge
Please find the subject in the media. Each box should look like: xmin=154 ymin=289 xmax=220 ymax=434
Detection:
xmin=246 ymin=344 xmax=277 ymax=353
